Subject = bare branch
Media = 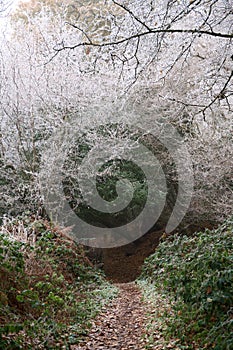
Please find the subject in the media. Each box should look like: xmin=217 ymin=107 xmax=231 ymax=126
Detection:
xmin=112 ymin=0 xmax=152 ymax=31
xmin=54 ymin=28 xmax=233 ymax=52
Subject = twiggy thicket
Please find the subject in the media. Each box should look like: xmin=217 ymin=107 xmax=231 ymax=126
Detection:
xmin=0 ymin=0 xmax=232 ymax=230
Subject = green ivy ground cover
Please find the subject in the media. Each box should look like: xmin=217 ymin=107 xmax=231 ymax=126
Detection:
xmin=139 ymin=218 xmax=233 ymax=350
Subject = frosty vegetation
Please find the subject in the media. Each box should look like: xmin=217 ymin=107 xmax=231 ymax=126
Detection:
xmin=0 ymin=0 xmax=232 ymax=235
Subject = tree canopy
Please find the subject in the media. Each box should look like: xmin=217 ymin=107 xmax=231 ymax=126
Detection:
xmin=0 ymin=0 xmax=232 ymax=239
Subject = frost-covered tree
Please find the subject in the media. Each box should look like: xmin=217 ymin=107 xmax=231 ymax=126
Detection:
xmin=52 ymin=0 xmax=233 ymax=114
xmin=0 ymin=0 xmax=232 ymax=237
xmin=50 ymin=0 xmax=233 ymax=226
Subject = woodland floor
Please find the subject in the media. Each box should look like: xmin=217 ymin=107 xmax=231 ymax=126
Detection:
xmin=71 ymin=282 xmax=174 ymax=350
xmin=72 ymin=282 xmax=147 ymax=350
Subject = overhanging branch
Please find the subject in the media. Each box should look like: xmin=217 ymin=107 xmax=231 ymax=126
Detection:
xmin=55 ymin=27 xmax=233 ymax=51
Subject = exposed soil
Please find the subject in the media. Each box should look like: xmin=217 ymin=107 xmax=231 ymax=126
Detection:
xmin=94 ymin=220 xmax=217 ymax=283
xmin=102 ymin=230 xmax=163 ymax=282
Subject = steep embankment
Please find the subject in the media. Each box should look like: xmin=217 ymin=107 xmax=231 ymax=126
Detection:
xmin=102 ymin=229 xmax=163 ymax=282
xmin=139 ymin=218 xmax=233 ymax=350
xmin=0 ymin=216 xmax=117 ymax=349
xmin=101 ymin=220 xmax=216 ymax=283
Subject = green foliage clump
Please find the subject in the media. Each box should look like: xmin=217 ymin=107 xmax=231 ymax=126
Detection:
xmin=139 ymin=218 xmax=233 ymax=349
xmin=0 ymin=216 xmax=118 ymax=349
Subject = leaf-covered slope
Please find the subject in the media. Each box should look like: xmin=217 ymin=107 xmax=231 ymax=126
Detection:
xmin=0 ymin=216 xmax=117 ymax=349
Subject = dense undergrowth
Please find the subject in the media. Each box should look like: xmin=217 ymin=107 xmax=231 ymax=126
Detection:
xmin=0 ymin=215 xmax=118 ymax=349
xmin=139 ymin=218 xmax=233 ymax=350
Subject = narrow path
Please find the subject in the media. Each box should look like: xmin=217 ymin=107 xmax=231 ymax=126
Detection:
xmin=72 ymin=282 xmax=147 ymax=350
